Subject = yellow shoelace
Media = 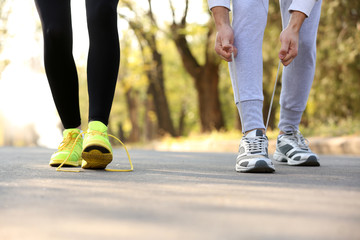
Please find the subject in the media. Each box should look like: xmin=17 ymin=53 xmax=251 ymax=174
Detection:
xmin=57 ymin=131 xmax=77 ymax=152
xmin=56 ymin=132 xmax=133 ymax=173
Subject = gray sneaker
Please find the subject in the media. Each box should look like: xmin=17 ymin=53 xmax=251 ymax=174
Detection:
xmin=273 ymin=128 xmax=320 ymax=166
xmin=235 ymin=129 xmax=275 ymax=173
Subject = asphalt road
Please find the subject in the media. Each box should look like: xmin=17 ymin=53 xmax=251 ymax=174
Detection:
xmin=0 ymin=147 xmax=359 ymax=240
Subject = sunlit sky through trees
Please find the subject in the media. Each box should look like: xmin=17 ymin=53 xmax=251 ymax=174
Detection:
xmin=1 ymin=0 xmax=358 ymax=147
xmin=0 ymin=0 xmax=209 ymax=147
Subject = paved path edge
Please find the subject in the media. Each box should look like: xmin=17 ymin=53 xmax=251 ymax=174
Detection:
xmin=146 ymin=136 xmax=360 ymax=156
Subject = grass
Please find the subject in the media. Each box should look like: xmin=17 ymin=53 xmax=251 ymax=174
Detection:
xmin=300 ymin=118 xmax=360 ymax=138
xmin=122 ymin=118 xmax=360 ymax=150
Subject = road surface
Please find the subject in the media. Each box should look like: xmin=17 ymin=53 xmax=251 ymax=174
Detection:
xmin=0 ymin=147 xmax=359 ymax=240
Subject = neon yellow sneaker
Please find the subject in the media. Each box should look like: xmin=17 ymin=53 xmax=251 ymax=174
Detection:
xmin=81 ymin=121 xmax=113 ymax=169
xmin=49 ymin=129 xmax=82 ymax=167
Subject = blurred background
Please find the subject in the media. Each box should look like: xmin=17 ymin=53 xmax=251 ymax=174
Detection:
xmin=0 ymin=0 xmax=359 ymax=149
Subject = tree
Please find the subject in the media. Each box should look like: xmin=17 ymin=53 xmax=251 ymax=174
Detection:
xmin=0 ymin=0 xmax=10 ymax=73
xmin=169 ymin=0 xmax=225 ymax=132
xmin=119 ymin=0 xmax=177 ymax=137
xmin=308 ymin=0 xmax=360 ymax=123
xmin=116 ymin=37 xmax=142 ymax=142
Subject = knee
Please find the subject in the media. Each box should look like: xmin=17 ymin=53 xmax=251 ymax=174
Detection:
xmin=299 ymin=35 xmax=316 ymax=55
xmin=43 ymin=24 xmax=70 ymax=42
xmin=87 ymin=1 xmax=117 ymax=25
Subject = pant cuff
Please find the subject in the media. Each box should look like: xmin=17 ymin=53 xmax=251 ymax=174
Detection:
xmin=238 ymin=100 xmax=265 ymax=133
xmin=278 ymin=107 xmax=303 ymax=132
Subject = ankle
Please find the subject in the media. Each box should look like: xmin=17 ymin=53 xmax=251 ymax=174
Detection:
xmin=244 ymin=128 xmax=265 ymax=136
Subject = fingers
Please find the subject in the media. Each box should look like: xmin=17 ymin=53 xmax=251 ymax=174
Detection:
xmin=216 ymin=42 xmax=233 ymax=61
xmin=280 ymin=44 xmax=298 ymax=66
xmin=214 ymin=28 xmax=236 ymax=62
xmin=215 ymin=43 xmax=234 ymax=62
xmin=217 ymin=43 xmax=238 ymax=62
xmin=215 ymin=45 xmax=231 ymax=62
xmin=281 ymin=57 xmax=293 ymax=66
xmin=232 ymin=46 xmax=238 ymax=58
xmin=279 ymin=29 xmax=299 ymax=66
xmin=279 ymin=40 xmax=289 ymax=61
xmin=283 ymin=49 xmax=298 ymax=65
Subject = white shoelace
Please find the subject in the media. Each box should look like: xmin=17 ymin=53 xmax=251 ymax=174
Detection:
xmin=243 ymin=136 xmax=267 ymax=155
xmin=282 ymin=126 xmax=309 ymax=150
xmin=294 ymin=131 xmax=309 ymax=150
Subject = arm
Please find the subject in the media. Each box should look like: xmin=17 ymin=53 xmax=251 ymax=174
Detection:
xmin=288 ymin=0 xmax=317 ymax=17
xmin=278 ymin=11 xmax=306 ymax=66
xmin=279 ymin=0 xmax=318 ymax=66
xmin=211 ymin=6 xmax=237 ymax=62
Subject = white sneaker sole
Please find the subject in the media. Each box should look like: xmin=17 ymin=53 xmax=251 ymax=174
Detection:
xmin=273 ymin=151 xmax=320 ymax=166
xmin=235 ymin=160 xmax=275 ymax=173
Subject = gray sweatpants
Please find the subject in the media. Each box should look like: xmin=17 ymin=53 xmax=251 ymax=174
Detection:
xmin=229 ymin=0 xmax=322 ymax=133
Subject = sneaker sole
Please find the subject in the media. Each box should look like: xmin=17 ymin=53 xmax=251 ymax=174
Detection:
xmin=273 ymin=152 xmax=320 ymax=166
xmin=273 ymin=151 xmax=288 ymax=163
xmin=236 ymin=160 xmax=275 ymax=173
xmin=292 ymin=155 xmax=320 ymax=166
xmin=49 ymin=160 xmax=80 ymax=167
xmin=82 ymin=146 xmax=113 ymax=169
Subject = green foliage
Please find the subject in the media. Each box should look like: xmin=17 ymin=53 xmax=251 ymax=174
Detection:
xmin=0 ymin=0 xmax=10 ymax=74
xmin=308 ymin=0 xmax=360 ymax=125
xmin=300 ymin=118 xmax=360 ymax=137
xmin=110 ymin=0 xmax=359 ymax=141
xmin=159 ymin=35 xmax=199 ymax=135
xmin=218 ymin=60 xmax=238 ymax=130
xmin=110 ymin=32 xmax=148 ymax=140
xmin=261 ymin=0 xmax=360 ymax=132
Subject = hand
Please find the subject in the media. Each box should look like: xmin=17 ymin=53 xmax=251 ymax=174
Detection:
xmin=279 ymin=27 xmax=299 ymax=66
xmin=214 ymin=25 xmax=238 ymax=62
xmin=278 ymin=11 xmax=306 ymax=66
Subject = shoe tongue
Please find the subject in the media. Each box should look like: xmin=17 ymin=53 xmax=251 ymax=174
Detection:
xmin=246 ymin=129 xmax=264 ymax=138
xmin=63 ymin=128 xmax=80 ymax=138
xmin=284 ymin=131 xmax=295 ymax=136
xmin=88 ymin=121 xmax=107 ymax=132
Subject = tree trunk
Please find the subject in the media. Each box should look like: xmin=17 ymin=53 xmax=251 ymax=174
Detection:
xmin=171 ymin=20 xmax=225 ymax=132
xmin=146 ymin=50 xmax=177 ymax=136
xmin=177 ymin=102 xmax=186 ymax=136
xmin=144 ymin=93 xmax=157 ymax=141
xmin=125 ymin=88 xmax=141 ymax=142
xmin=196 ymin=63 xmax=224 ymax=131
xmin=120 ymin=8 xmax=177 ymax=137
